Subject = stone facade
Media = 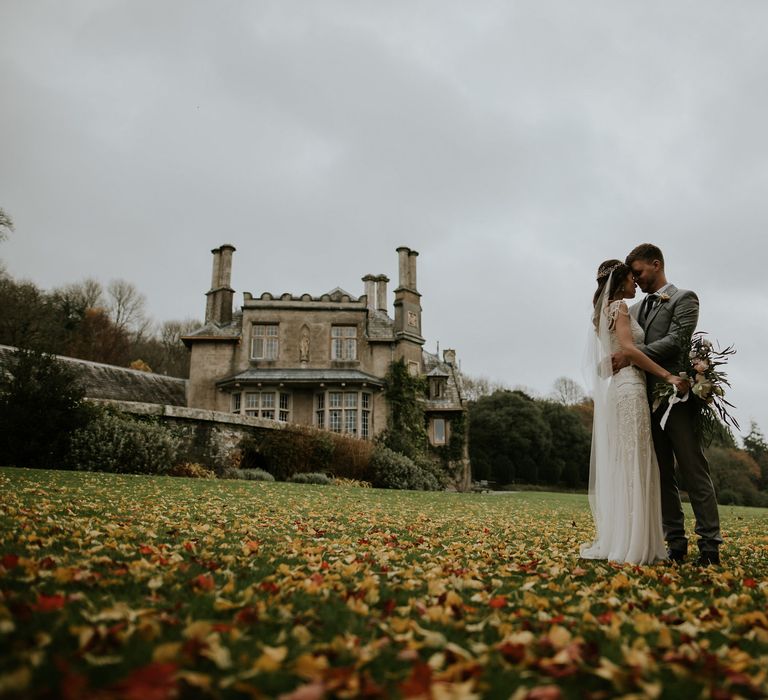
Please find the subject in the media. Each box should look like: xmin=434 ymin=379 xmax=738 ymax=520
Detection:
xmin=183 ymin=245 xmax=467 ymax=460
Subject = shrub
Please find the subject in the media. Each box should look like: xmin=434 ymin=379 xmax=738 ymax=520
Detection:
xmin=167 ymin=462 xmax=216 ymax=479
xmin=370 ymin=445 xmax=439 ymax=491
xmin=239 ymin=426 xmax=373 ymax=481
xmin=240 ymin=427 xmax=331 ymax=480
xmin=717 ymin=488 xmax=741 ymax=506
xmin=333 ymin=477 xmax=372 ymax=488
xmin=707 ymin=446 xmax=762 ymax=507
xmin=221 ymin=467 xmax=275 ymax=482
xmin=326 ymin=433 xmax=374 ymax=481
xmin=67 ymin=408 xmax=180 ymax=475
xmin=289 ymin=472 xmax=332 ymax=485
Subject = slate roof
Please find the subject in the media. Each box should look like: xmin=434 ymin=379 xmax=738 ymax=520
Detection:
xmin=323 ymin=287 xmax=358 ymax=301
xmin=181 ymin=314 xmax=242 ymax=344
xmin=422 ymin=350 xmax=464 ymax=411
xmin=217 ymin=368 xmax=384 ymax=387
xmin=0 ymin=345 xmax=187 ymax=406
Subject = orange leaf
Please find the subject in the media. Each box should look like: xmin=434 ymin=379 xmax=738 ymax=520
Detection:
xmin=399 ymin=661 xmax=432 ymax=698
xmin=191 ymin=574 xmax=215 ymax=591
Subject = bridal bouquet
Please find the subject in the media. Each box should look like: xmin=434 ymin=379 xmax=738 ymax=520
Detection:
xmin=653 ymin=330 xmax=739 ymax=443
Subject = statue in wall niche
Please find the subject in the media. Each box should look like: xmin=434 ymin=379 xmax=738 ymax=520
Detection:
xmin=299 ymin=326 xmax=310 ymax=363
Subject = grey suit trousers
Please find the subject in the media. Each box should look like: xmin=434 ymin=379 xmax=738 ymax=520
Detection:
xmin=650 ymin=394 xmax=722 ymax=553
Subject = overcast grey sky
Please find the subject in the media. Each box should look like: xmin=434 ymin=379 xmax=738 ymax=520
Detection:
xmin=2 ymin=1 xmax=767 ymax=438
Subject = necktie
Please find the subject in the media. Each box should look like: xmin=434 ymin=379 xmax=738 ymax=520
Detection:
xmin=641 ymin=293 xmax=658 ymax=324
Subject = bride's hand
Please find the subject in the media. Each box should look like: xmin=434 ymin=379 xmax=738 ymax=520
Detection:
xmin=666 ymin=373 xmax=689 ymax=395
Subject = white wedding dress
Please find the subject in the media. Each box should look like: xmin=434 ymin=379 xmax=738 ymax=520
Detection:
xmin=580 ymin=299 xmax=667 ymax=565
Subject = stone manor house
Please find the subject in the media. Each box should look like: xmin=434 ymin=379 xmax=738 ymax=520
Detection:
xmin=182 ymin=245 xmax=466 ymax=453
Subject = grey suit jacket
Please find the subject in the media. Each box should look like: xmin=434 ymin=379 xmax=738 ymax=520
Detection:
xmin=630 ymin=285 xmax=700 ymax=392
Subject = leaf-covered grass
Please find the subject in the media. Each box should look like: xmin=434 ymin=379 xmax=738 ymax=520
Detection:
xmin=1 ymin=467 xmax=767 ymax=699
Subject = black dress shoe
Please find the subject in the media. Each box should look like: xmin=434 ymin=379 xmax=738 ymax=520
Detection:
xmin=695 ymin=551 xmax=720 ymax=567
xmin=667 ymin=549 xmax=687 ymax=563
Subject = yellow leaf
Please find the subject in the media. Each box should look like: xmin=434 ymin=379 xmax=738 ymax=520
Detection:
xmin=202 ymin=639 xmax=233 ymax=670
xmin=0 ymin=667 xmax=31 ymax=694
xmin=83 ymin=653 xmax=123 ymax=666
xmin=292 ymin=625 xmax=312 ymax=646
xmin=547 ymin=625 xmax=571 ymax=650
xmin=184 ymin=620 xmax=213 ymax=639
xmin=254 ymin=645 xmax=289 ymax=672
xmin=176 ymin=671 xmax=212 ymax=690
xmin=293 ymin=653 xmax=329 ymax=680
xmin=153 ymin=642 xmax=182 ymax=663
xmin=656 ymin=627 xmax=673 ymax=649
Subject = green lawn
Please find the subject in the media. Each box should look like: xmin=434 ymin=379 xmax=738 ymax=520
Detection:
xmin=1 ymin=467 xmax=767 ymax=699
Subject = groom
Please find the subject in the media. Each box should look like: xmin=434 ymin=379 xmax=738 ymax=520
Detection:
xmin=613 ymin=243 xmax=722 ymax=566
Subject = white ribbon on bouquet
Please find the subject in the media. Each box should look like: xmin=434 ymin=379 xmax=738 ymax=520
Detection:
xmin=659 ymin=390 xmax=689 ymax=430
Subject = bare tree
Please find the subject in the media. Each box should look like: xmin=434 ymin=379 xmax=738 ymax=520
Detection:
xmin=107 ymin=279 xmax=149 ymax=336
xmin=0 ymin=207 xmax=13 ymax=241
xmin=551 ymin=376 xmax=587 ymax=405
xmin=458 ymin=372 xmax=510 ymax=402
xmin=53 ymin=278 xmax=105 ymax=312
xmin=159 ymin=318 xmax=199 ymax=376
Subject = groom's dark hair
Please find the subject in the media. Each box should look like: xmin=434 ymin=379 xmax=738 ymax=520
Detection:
xmin=626 ymin=243 xmax=664 ymax=268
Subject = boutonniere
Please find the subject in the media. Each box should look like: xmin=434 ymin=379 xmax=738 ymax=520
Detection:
xmin=658 ymin=293 xmax=671 ymax=302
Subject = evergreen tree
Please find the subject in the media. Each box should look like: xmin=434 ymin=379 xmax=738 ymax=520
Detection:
xmin=0 ymin=348 xmax=93 ymax=468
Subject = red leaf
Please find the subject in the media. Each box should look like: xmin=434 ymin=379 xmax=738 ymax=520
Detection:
xmin=2 ymin=553 xmax=19 ymax=569
xmin=489 ymin=596 xmax=507 ymax=609
xmin=381 ymin=599 xmax=397 ymax=617
xmin=525 ymin=686 xmax=563 ymax=700
xmin=35 ymin=594 xmax=66 ymax=612
xmin=260 ymin=581 xmax=280 ymax=594
xmin=498 ymin=642 xmax=527 ymax=664
xmin=110 ymin=662 xmax=178 ymax=700
xmin=743 ymin=578 xmax=757 ymax=588
xmin=234 ymin=607 xmax=259 ymax=626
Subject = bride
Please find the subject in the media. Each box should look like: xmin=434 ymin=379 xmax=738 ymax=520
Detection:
xmin=580 ymin=259 xmax=688 ymax=565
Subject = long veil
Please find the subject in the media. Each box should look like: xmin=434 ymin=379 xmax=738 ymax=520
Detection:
xmin=580 ymin=271 xmax=619 ymax=559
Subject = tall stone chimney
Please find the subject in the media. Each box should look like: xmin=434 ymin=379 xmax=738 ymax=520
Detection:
xmin=375 ymin=275 xmax=389 ymax=314
xmin=205 ymin=244 xmax=236 ymax=325
xmin=362 ymin=275 xmax=377 ymax=313
xmin=393 ymin=246 xmax=424 ymax=355
xmin=397 ymin=246 xmax=412 ymax=290
xmin=408 ymin=249 xmax=418 ymax=291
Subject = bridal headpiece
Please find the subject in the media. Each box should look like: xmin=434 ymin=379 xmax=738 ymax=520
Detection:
xmin=596 ymin=261 xmax=622 ymax=281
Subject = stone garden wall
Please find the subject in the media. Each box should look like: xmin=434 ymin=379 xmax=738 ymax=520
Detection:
xmin=92 ymin=399 xmax=284 ymax=471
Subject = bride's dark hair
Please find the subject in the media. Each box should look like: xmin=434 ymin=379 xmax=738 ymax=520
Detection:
xmin=593 ymin=259 xmax=631 ymax=306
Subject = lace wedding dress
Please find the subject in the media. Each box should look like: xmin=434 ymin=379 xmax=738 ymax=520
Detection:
xmin=580 ymin=299 xmax=667 ymax=565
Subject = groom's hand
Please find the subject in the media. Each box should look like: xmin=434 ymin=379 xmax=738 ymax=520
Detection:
xmin=611 ymin=351 xmax=630 ymax=374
